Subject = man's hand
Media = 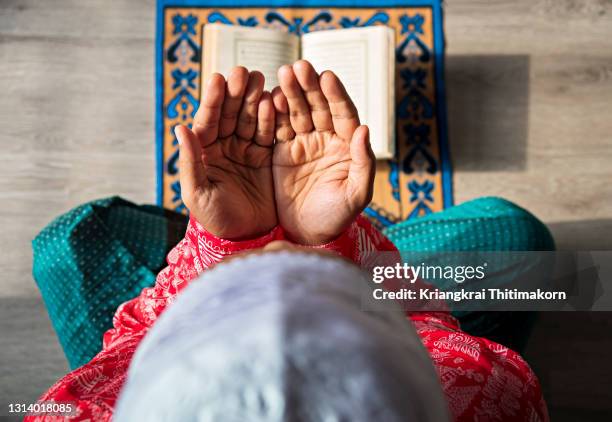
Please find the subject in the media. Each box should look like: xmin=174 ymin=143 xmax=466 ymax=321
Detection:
xmin=272 ymin=60 xmax=375 ymax=245
xmin=176 ymin=67 xmax=277 ymax=240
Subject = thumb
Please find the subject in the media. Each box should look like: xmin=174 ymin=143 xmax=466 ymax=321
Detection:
xmin=347 ymin=125 xmax=375 ymax=207
xmin=176 ymin=125 xmax=208 ymax=207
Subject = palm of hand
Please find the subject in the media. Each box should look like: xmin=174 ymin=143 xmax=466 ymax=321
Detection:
xmin=273 ymin=130 xmax=355 ymax=244
xmin=197 ymin=135 xmax=275 ymax=240
xmin=176 ymin=69 xmax=277 ymax=240
xmin=271 ymin=61 xmax=374 ymax=245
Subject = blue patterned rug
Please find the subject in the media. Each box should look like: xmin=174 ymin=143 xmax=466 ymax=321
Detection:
xmin=156 ymin=0 xmax=453 ymax=230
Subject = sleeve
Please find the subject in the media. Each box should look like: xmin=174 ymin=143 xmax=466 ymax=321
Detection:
xmin=411 ymin=313 xmax=549 ymax=421
xmin=310 ymin=214 xmax=398 ymax=263
xmin=311 ymin=216 xmax=446 ymax=311
xmin=27 ymin=216 xmax=282 ymax=421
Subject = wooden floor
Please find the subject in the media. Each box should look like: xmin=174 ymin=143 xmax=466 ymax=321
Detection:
xmin=0 ymin=0 xmax=611 ymax=420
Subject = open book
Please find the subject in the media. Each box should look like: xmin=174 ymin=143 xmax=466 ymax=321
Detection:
xmin=202 ymin=23 xmax=395 ymax=159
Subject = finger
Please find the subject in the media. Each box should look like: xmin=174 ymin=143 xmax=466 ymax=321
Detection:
xmin=278 ymin=64 xmax=314 ymax=134
xmin=254 ymin=91 xmax=275 ymax=147
xmin=235 ymin=71 xmax=265 ymax=140
xmin=271 ymin=86 xmax=295 ymax=142
xmin=193 ymin=73 xmax=225 ymax=146
xmin=219 ymin=66 xmax=249 ymax=138
xmin=319 ymin=70 xmax=360 ymax=141
xmin=292 ymin=60 xmax=333 ymax=132
xmin=347 ymin=125 xmax=375 ymax=207
xmin=176 ymin=125 xmax=208 ymax=207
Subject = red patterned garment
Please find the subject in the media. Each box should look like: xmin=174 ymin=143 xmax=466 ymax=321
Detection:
xmin=29 ymin=215 xmax=549 ymax=422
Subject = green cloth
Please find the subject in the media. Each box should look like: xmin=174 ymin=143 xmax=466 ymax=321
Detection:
xmin=33 ymin=196 xmax=553 ymax=368
xmin=32 ymin=197 xmax=188 ymax=369
xmin=383 ymin=196 xmax=554 ymax=252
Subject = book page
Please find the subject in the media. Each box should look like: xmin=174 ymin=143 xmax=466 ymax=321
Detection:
xmin=302 ymin=26 xmax=395 ymax=159
xmin=202 ymin=24 xmax=299 ymax=92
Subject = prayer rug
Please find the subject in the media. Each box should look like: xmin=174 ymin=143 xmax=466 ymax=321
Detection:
xmin=156 ymin=0 xmax=453 ymax=229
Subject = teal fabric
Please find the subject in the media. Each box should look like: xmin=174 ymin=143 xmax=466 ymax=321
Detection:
xmin=383 ymin=196 xmax=555 ymax=252
xmin=383 ymin=196 xmax=556 ymax=352
xmin=33 ymin=196 xmax=553 ymax=367
xmin=32 ymin=197 xmax=188 ymax=369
